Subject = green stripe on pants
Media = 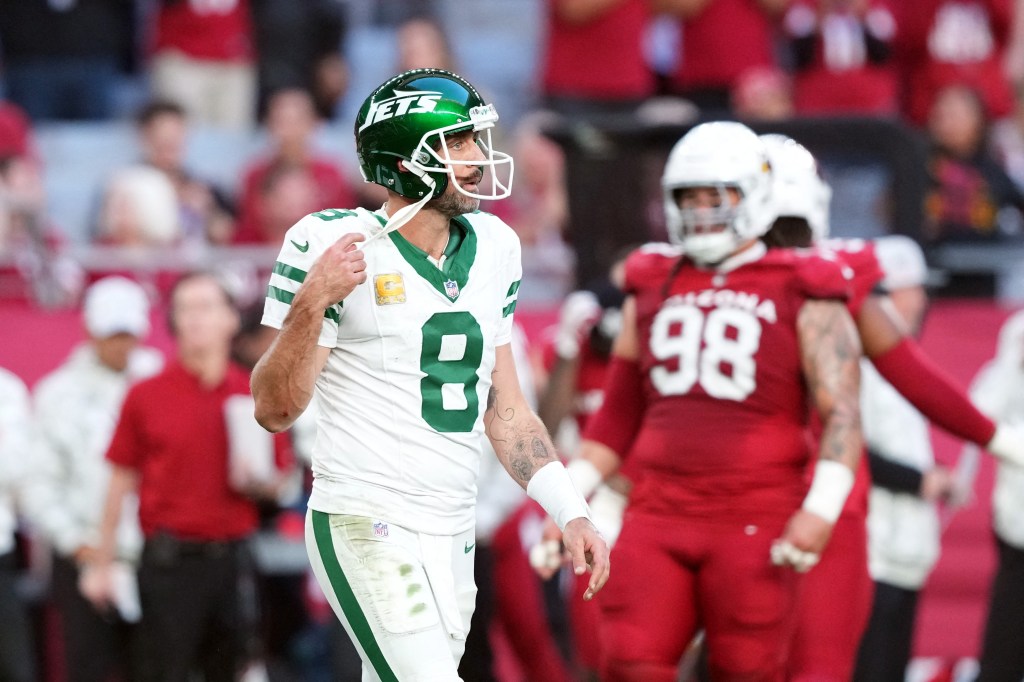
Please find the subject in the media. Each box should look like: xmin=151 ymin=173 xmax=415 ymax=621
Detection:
xmin=311 ymin=511 xmax=399 ymax=682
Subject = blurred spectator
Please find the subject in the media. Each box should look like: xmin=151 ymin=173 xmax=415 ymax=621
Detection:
xmin=731 ymin=66 xmax=796 ymax=122
xmin=95 ymin=165 xmax=181 ymax=246
xmin=924 ymin=84 xmax=1024 ymax=246
xmin=490 ymin=121 xmax=575 ymax=305
xmin=992 ymin=95 xmax=1024 ymax=193
xmin=0 ymin=103 xmax=35 ymax=160
xmin=657 ymin=0 xmax=789 ymax=116
xmin=86 ymin=272 xmax=287 ymax=680
xmin=0 ymin=0 xmax=135 ymax=121
xmin=130 ymin=100 xmax=236 ymax=244
xmin=0 ymin=125 xmax=81 ymax=305
xmin=852 ymin=236 xmax=958 ymax=682
xmin=968 ymin=308 xmax=1024 ymax=682
xmin=535 ymin=250 xmax=630 ymax=679
xmin=0 ymin=366 xmax=34 ymax=682
xmin=147 ymin=0 xmax=256 ymax=129
xmin=896 ymin=0 xmax=1019 ymax=126
xmin=396 ymin=15 xmax=458 ymax=72
xmin=783 ymin=0 xmax=900 ymax=116
xmin=250 ymin=0 xmax=348 ymax=120
xmin=540 ymin=0 xmax=655 ymax=118
xmin=233 ymin=88 xmax=356 ymax=244
xmin=24 ymin=277 xmax=163 ymax=682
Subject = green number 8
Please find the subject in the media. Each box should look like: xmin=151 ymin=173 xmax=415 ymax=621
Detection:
xmin=420 ymin=311 xmax=484 ymax=432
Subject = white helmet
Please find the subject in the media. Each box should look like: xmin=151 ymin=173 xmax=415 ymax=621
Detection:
xmin=662 ymin=122 xmax=775 ymax=264
xmin=759 ymin=134 xmax=832 ymax=241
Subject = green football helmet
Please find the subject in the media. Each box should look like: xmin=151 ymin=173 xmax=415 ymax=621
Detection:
xmin=355 ymin=68 xmax=514 ymax=201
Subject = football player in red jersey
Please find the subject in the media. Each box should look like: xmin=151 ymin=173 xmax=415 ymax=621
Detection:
xmin=566 ymin=121 xmax=865 ymax=681
xmin=760 ymin=133 xmax=1024 ymax=681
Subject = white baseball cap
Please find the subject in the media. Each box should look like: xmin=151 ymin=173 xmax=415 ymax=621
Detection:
xmin=83 ymin=277 xmax=151 ymax=339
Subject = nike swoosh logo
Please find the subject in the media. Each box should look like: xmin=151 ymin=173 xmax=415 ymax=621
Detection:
xmin=291 ymin=240 xmax=310 ymax=253
xmin=464 ymin=542 xmax=475 ymax=554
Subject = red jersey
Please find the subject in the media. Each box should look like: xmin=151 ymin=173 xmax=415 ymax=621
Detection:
xmin=897 ymin=0 xmax=1014 ymax=124
xmin=786 ymin=1 xmax=900 ymax=115
xmin=232 ymin=156 xmax=358 ymax=244
xmin=152 ymin=0 xmax=253 ymax=62
xmin=670 ymin=0 xmax=777 ymax=93
xmin=542 ymin=0 xmax=655 ymax=100
xmin=622 ymin=243 xmax=849 ymax=521
xmin=106 ymin=362 xmax=260 ymax=541
xmin=814 ymin=238 xmax=884 ymax=318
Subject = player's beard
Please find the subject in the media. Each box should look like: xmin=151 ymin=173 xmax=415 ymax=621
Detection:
xmin=431 ymin=171 xmax=483 ymax=218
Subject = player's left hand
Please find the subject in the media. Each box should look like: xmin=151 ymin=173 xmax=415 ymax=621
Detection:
xmin=771 ymin=509 xmax=834 ymax=573
xmin=562 ymin=517 xmax=610 ymax=600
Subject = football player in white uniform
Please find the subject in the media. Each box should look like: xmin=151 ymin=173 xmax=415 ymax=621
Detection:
xmin=251 ymin=68 xmax=609 ymax=681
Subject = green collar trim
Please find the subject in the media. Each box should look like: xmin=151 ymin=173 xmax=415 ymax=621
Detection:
xmin=375 ymin=212 xmax=477 ymax=302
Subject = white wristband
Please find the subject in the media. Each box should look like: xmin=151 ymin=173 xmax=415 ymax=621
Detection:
xmin=988 ymin=423 xmax=1024 ymax=467
xmin=527 ymin=461 xmax=592 ymax=531
xmin=801 ymin=460 xmax=855 ymax=523
xmin=566 ymin=458 xmax=603 ymax=500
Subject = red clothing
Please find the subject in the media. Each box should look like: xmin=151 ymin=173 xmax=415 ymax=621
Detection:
xmin=786 ymin=1 xmax=900 ymax=115
xmin=621 ymin=245 xmax=849 ymax=522
xmin=897 ymin=0 xmax=1015 ymax=124
xmin=788 ymin=512 xmax=873 ymax=679
xmin=600 ymin=511 xmax=800 ymax=680
xmin=152 ymin=0 xmax=253 ymax=62
xmin=232 ymin=156 xmax=357 ymax=244
xmin=816 ymin=237 xmax=884 ymax=322
xmin=106 ymin=361 xmax=259 ymax=540
xmin=541 ymin=0 xmax=654 ymax=101
xmin=670 ymin=0 xmax=778 ymax=94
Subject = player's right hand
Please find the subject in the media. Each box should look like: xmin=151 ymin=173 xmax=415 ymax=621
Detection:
xmin=304 ymin=232 xmax=367 ymax=306
xmin=562 ymin=516 xmax=611 ymax=600
xmin=770 ymin=509 xmax=834 ymax=573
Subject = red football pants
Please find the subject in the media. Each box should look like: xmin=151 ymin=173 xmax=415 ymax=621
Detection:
xmin=787 ymin=511 xmax=873 ymax=681
xmin=599 ymin=510 xmax=801 ymax=682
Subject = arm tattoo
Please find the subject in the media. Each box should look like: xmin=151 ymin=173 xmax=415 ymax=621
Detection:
xmin=799 ymin=300 xmax=863 ymax=468
xmin=487 ymin=385 xmax=558 ymax=483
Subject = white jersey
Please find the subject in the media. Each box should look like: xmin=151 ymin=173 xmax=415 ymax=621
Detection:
xmin=263 ymin=207 xmax=522 ymax=534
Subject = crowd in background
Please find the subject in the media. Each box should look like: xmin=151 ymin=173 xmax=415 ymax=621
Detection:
xmin=2 ymin=0 xmax=1024 ymax=681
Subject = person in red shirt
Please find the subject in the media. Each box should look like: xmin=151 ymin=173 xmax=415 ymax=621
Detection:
xmin=566 ymin=122 xmax=864 ymax=680
xmin=86 ymin=271 xmax=286 ymax=680
xmin=541 ymin=0 xmax=656 ymax=116
xmin=233 ymin=88 xmax=357 ymax=245
xmin=896 ymin=0 xmax=1018 ymax=126
xmin=148 ymin=0 xmax=256 ymax=129
xmin=657 ymin=0 xmax=789 ymax=115
xmin=783 ymin=0 xmax=900 ymax=116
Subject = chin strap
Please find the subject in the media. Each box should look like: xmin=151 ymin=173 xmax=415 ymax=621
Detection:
xmin=361 ymin=169 xmax=437 ymax=247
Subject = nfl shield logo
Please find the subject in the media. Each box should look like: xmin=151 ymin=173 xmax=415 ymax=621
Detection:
xmin=444 ymin=279 xmax=459 ymax=299
xmin=372 ymin=521 xmax=389 ymax=538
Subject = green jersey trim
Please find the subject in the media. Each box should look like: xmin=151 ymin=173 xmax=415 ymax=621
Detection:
xmin=267 ymin=284 xmax=341 ymax=322
xmin=375 ymin=212 xmax=478 ymax=302
xmin=311 ymin=511 xmax=399 ymax=682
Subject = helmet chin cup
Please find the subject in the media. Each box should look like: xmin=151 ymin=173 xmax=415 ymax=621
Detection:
xmin=682 ymin=231 xmax=738 ymax=265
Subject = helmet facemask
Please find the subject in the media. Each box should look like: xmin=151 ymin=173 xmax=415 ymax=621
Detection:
xmin=667 ymin=184 xmax=746 ymax=265
xmin=405 ymin=104 xmax=514 ymax=202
